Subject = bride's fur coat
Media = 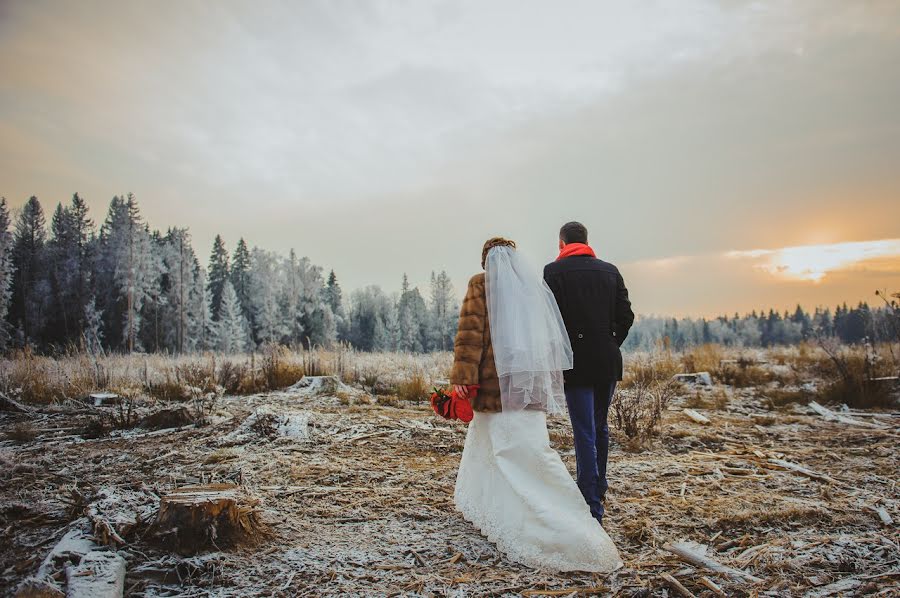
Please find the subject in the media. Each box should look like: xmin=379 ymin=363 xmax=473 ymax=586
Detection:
xmin=449 ymin=273 xmax=502 ymax=412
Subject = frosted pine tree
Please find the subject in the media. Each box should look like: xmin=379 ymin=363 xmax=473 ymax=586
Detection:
xmin=0 ymin=198 xmax=12 ymax=350
xmin=324 ymin=269 xmax=349 ymax=341
xmin=397 ymin=275 xmax=426 ymax=352
xmin=161 ymin=227 xmax=197 ymax=353
xmin=230 ymin=237 xmax=252 ymax=326
xmin=428 ymin=270 xmax=455 ymax=351
xmin=192 ymin=277 xmax=215 ymax=351
xmin=10 ymin=196 xmax=48 ymax=349
xmin=372 ymin=313 xmax=389 ymax=351
xmin=82 ymin=295 xmax=104 ymax=354
xmin=207 ymin=235 xmax=229 ymax=321
xmin=97 ymin=194 xmax=159 ymax=352
xmin=45 ymin=194 xmax=96 ymax=346
xmin=215 ymin=280 xmax=250 ymax=353
xmin=384 ymin=299 xmax=401 ymax=352
xmin=248 ymin=247 xmax=282 ymax=345
xmin=279 ymin=249 xmax=305 ymax=345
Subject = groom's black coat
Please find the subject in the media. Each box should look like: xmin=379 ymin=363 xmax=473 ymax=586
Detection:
xmin=543 ymin=255 xmax=634 ymax=384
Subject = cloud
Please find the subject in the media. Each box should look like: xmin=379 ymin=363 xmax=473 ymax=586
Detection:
xmin=623 ymin=240 xmax=900 ymax=317
xmin=1 ymin=1 xmax=899 ymax=316
xmin=727 ymin=239 xmax=900 ymax=282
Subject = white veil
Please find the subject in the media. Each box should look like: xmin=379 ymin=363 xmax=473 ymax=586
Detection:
xmin=485 ymin=246 xmax=573 ymax=414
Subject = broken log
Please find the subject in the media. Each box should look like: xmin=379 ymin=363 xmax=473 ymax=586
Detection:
xmin=683 ymin=409 xmax=711 ymax=425
xmin=149 ymin=484 xmax=266 ymax=554
xmin=663 ymin=541 xmax=763 ymax=584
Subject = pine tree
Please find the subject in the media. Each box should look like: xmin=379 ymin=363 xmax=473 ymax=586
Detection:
xmin=45 ymin=196 xmax=94 ymax=346
xmin=195 ymin=275 xmax=215 ymax=351
xmin=97 ymin=194 xmax=159 ymax=352
xmin=324 ymin=269 xmax=348 ymax=342
xmin=230 ymin=237 xmax=252 ymax=326
xmin=207 ymin=234 xmax=230 ymax=321
xmin=215 ymin=280 xmax=250 ymax=353
xmin=162 ymin=228 xmax=196 ymax=353
xmin=324 ymin=270 xmax=342 ymax=314
xmin=248 ymin=247 xmax=281 ymax=345
xmin=82 ymin=295 xmax=104 ymax=354
xmin=428 ymin=270 xmax=454 ymax=351
xmin=10 ymin=196 xmax=48 ymax=349
xmin=0 ymin=198 xmax=13 ymax=350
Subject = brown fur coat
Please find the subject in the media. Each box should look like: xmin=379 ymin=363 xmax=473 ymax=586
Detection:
xmin=449 ymin=273 xmax=502 ymax=412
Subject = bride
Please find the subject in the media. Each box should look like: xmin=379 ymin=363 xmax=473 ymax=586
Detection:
xmin=449 ymin=237 xmax=623 ymax=573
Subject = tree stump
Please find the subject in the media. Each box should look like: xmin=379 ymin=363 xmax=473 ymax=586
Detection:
xmin=150 ymin=484 xmax=265 ymax=554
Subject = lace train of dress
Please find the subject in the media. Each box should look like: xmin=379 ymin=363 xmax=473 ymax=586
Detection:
xmin=454 ymin=409 xmax=623 ymax=573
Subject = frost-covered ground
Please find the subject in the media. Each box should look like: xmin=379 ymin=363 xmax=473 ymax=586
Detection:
xmin=1 ymin=350 xmax=899 ymax=597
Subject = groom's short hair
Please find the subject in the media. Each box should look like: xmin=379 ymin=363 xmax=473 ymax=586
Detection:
xmin=559 ymin=221 xmax=588 ymax=244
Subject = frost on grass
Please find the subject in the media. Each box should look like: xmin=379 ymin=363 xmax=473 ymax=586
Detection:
xmin=1 ymin=348 xmax=898 ymax=596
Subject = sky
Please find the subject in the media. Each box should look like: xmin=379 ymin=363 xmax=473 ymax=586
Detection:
xmin=1 ymin=0 xmax=899 ymax=317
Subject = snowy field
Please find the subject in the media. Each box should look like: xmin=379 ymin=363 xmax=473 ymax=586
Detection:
xmin=1 ymin=347 xmax=898 ymax=597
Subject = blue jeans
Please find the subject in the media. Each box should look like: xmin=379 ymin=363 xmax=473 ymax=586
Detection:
xmin=564 ymin=381 xmax=616 ymax=523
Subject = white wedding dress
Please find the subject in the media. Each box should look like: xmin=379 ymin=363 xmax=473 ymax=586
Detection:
xmin=454 ymin=408 xmax=623 ymax=573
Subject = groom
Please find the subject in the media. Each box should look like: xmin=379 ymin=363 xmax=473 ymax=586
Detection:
xmin=543 ymin=221 xmax=634 ymax=525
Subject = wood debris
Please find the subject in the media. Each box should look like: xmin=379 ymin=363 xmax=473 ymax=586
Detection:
xmin=1 ymin=353 xmax=898 ymax=596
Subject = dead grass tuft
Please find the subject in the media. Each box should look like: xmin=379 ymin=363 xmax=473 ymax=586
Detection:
xmin=681 ymin=344 xmax=724 ymax=375
xmin=394 ymin=371 xmax=429 ymax=402
xmin=612 ymin=378 xmax=679 ymax=447
xmin=261 ymin=345 xmax=305 ymax=390
xmin=716 ymin=361 xmax=772 ymax=387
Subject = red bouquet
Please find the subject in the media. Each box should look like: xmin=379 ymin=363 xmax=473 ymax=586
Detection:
xmin=430 ymin=385 xmax=476 ymax=423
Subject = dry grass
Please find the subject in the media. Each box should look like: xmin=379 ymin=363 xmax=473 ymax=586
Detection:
xmin=394 ymin=370 xmax=429 ymax=402
xmin=261 ymin=344 xmax=305 ymax=390
xmin=0 ymin=349 xmax=453 ymax=408
xmin=762 ymin=388 xmax=811 ymax=409
xmin=612 ymin=378 xmax=679 ymax=446
xmin=622 ymin=351 xmax=681 ymax=388
xmin=680 ymin=343 xmax=724 ymax=374
xmin=715 ymin=361 xmax=773 ymax=387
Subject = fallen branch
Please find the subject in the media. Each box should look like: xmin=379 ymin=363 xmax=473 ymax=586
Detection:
xmin=699 ymin=576 xmax=727 ymax=597
xmin=660 ymin=573 xmax=696 ymax=597
xmin=663 ymin=541 xmax=763 ymax=584
xmin=808 ymin=401 xmax=886 ymax=429
xmin=767 ymin=458 xmax=839 ymax=485
xmin=0 ymin=392 xmax=31 ymax=413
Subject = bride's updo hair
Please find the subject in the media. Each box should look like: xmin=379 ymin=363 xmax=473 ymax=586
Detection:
xmin=481 ymin=237 xmax=516 ymax=269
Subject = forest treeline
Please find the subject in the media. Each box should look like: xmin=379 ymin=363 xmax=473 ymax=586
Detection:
xmin=0 ymin=194 xmax=457 ymax=355
xmin=0 ymin=194 xmax=896 ymax=356
xmin=623 ymin=302 xmax=899 ymax=351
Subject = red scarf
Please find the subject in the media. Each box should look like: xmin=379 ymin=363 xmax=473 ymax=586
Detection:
xmin=557 ymin=242 xmax=596 ymax=261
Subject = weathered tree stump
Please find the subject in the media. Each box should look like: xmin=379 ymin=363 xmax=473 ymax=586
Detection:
xmin=150 ymin=484 xmax=265 ymax=554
